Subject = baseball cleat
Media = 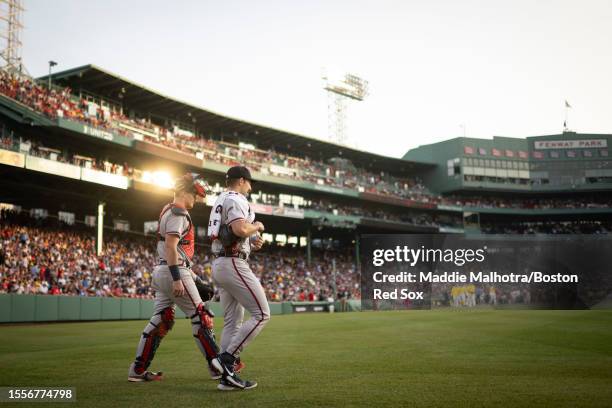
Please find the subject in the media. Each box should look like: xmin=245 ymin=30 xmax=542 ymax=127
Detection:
xmin=128 ymin=371 xmax=163 ymax=382
xmin=208 ymin=363 xmax=222 ymax=380
xmin=214 ymin=352 xmax=250 ymax=389
xmin=217 ymin=377 xmax=258 ymax=391
xmin=211 ymin=356 xmax=224 ymax=375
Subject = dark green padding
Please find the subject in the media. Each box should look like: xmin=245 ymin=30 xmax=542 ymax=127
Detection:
xmin=58 ymin=296 xmax=81 ymax=321
xmin=35 ymin=295 xmax=59 ymax=321
xmin=80 ymin=297 xmax=102 ymax=320
xmin=120 ymin=298 xmax=141 ymax=320
xmin=11 ymin=294 xmax=36 ymax=322
xmin=101 ymin=297 xmax=121 ymax=320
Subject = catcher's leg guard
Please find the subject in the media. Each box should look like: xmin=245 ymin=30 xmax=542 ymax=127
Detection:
xmin=191 ymin=303 xmax=220 ymax=364
xmin=132 ymin=307 xmax=175 ymax=375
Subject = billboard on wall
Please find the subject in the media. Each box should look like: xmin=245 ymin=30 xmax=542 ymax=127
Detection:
xmin=81 ymin=168 xmax=129 ymax=189
xmin=534 ymin=139 xmax=607 ymax=149
xmin=0 ymin=149 xmax=25 ymax=167
xmin=25 ymin=156 xmax=81 ymax=180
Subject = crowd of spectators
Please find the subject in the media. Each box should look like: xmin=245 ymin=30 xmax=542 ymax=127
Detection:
xmin=0 ymin=209 xmax=359 ymax=301
xmin=443 ymin=195 xmax=612 ymax=210
xmin=2 ymin=207 xmax=610 ymax=302
xmin=0 ymin=70 xmax=433 ymax=202
xmin=2 ymin=70 xmax=612 ymax=237
xmin=3 ymin=70 xmax=612 ymax=213
xmin=252 ymin=194 xmax=461 ymax=228
xmin=0 ymin=129 xmax=459 ymax=229
xmin=252 ymin=247 xmax=359 ymax=302
xmin=481 ymin=220 xmax=612 ymax=234
xmin=0 ymin=209 xmax=157 ymax=298
xmin=0 ymin=70 xmax=80 ymax=119
xmin=0 ymin=130 xmax=132 ymax=176
xmin=2 ymin=125 xmax=612 ymax=234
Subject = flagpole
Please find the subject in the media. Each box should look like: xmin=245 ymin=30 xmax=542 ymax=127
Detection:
xmin=564 ymin=100 xmax=571 ymax=132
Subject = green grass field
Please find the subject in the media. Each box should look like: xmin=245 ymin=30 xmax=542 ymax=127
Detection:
xmin=1 ymin=310 xmax=612 ymax=408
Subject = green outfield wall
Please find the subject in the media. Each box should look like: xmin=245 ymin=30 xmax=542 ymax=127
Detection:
xmin=0 ymin=295 xmax=357 ymax=323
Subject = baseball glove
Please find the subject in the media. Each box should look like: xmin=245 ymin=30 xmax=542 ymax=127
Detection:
xmin=194 ymin=276 xmax=215 ymax=302
xmin=218 ymin=223 xmax=240 ymax=247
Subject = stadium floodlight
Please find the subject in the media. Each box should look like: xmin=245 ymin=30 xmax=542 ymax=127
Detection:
xmin=0 ymin=0 xmax=24 ymax=73
xmin=322 ymin=68 xmax=369 ymax=146
xmin=142 ymin=170 xmax=174 ymax=189
xmin=323 ymin=70 xmax=369 ymax=101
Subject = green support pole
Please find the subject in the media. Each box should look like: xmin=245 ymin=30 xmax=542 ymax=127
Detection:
xmin=97 ymin=202 xmax=105 ymax=256
xmin=355 ymin=232 xmax=360 ymax=270
xmin=307 ymin=227 xmax=312 ymax=266
xmin=332 ymin=258 xmax=337 ymax=299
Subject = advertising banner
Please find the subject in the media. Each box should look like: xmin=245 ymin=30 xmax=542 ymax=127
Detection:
xmin=0 ymin=149 xmax=25 ymax=168
xmin=25 ymin=156 xmax=80 ymax=180
xmin=81 ymin=168 xmax=129 ymax=189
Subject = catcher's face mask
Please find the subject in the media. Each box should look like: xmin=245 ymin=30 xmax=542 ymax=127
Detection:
xmin=192 ymin=177 xmax=208 ymax=198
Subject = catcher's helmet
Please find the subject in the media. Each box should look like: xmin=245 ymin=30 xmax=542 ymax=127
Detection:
xmin=174 ymin=173 xmax=210 ymax=197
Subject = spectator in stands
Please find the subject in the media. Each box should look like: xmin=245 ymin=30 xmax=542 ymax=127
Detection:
xmin=0 ymin=208 xmax=361 ymax=301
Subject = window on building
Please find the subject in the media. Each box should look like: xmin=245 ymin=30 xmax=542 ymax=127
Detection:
xmin=447 ymin=158 xmax=461 ymax=176
xmin=454 ymin=158 xmax=461 ymax=175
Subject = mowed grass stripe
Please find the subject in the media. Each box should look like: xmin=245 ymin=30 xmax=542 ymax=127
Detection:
xmin=0 ymin=310 xmax=611 ymax=408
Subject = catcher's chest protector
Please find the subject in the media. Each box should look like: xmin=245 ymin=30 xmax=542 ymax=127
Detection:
xmin=158 ymin=204 xmax=195 ymax=261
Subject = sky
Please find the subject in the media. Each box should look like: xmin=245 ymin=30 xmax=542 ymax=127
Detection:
xmin=22 ymin=0 xmax=612 ymax=158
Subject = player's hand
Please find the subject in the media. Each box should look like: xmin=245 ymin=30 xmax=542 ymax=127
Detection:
xmin=172 ymin=280 xmax=185 ymax=297
xmin=252 ymin=235 xmax=264 ymax=250
xmin=253 ymin=221 xmax=265 ymax=232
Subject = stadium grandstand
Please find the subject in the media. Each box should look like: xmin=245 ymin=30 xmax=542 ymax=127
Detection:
xmin=1 ymin=65 xmax=611 ymax=302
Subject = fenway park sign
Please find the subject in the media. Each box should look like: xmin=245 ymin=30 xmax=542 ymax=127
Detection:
xmin=534 ymin=139 xmax=607 ymax=149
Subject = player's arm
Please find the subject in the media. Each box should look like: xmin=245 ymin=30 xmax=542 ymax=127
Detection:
xmin=230 ymin=219 xmax=264 ymax=238
xmin=164 ymin=233 xmax=185 ymax=296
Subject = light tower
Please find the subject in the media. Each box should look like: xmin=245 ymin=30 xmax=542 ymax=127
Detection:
xmin=323 ymin=70 xmax=369 ymax=146
xmin=0 ymin=0 xmax=24 ymax=73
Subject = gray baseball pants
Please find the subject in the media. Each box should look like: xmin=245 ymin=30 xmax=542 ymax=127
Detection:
xmin=129 ymin=266 xmax=216 ymax=377
xmin=152 ymin=265 xmax=201 ymax=315
xmin=211 ymin=256 xmax=270 ymax=357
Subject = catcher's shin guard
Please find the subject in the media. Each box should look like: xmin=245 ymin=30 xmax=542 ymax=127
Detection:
xmin=132 ymin=307 xmax=175 ymax=375
xmin=191 ymin=303 xmax=220 ymax=363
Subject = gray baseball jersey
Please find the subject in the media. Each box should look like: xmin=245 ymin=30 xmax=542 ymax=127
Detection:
xmin=211 ymin=191 xmax=255 ymax=255
xmin=157 ymin=204 xmax=192 ymax=264
xmin=210 ymin=190 xmax=269 ymax=357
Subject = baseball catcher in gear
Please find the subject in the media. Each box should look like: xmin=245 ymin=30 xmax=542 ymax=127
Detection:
xmin=128 ymin=173 xmax=225 ymax=382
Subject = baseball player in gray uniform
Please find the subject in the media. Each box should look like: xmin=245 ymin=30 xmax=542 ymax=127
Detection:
xmin=128 ymin=173 xmax=224 ymax=382
xmin=208 ymin=166 xmax=269 ymax=391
